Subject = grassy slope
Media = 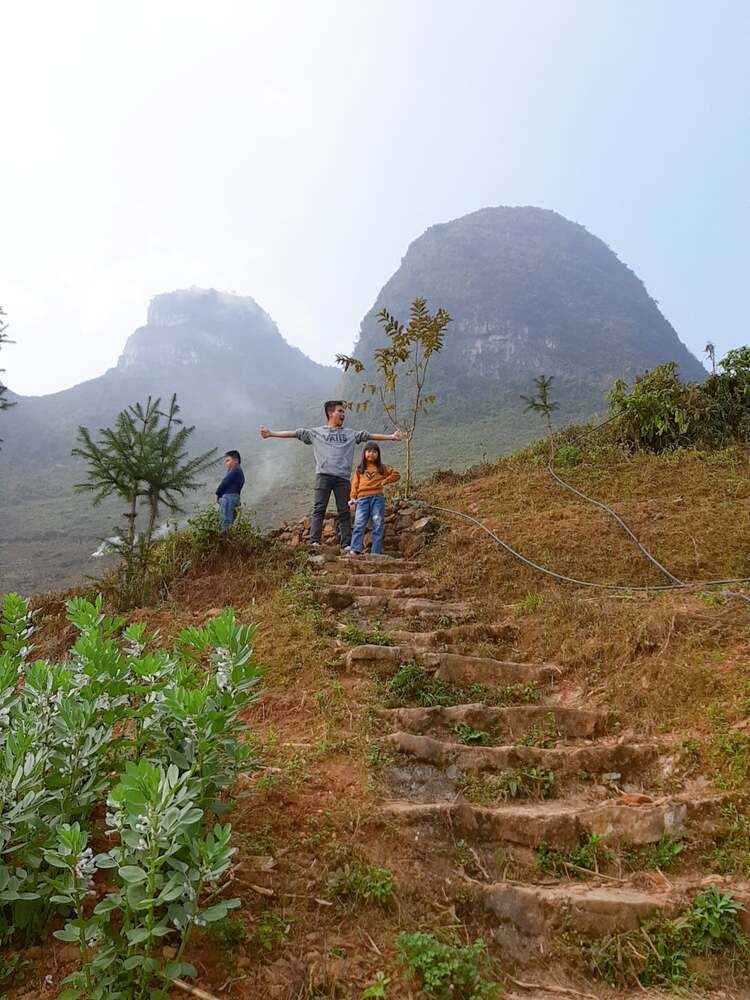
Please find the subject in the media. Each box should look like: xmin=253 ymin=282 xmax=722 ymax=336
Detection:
xmin=15 ymin=441 xmax=750 ymax=997
xmin=422 ymin=442 xmax=750 ymax=737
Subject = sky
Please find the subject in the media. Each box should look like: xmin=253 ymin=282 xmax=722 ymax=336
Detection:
xmin=1 ymin=0 xmax=748 ymax=396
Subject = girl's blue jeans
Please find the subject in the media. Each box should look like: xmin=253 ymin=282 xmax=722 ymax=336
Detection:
xmin=351 ymin=495 xmax=386 ymax=554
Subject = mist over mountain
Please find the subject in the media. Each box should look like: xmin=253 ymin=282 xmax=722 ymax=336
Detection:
xmin=348 ymin=207 xmax=705 ymax=458
xmin=0 ymin=289 xmax=336 ymax=592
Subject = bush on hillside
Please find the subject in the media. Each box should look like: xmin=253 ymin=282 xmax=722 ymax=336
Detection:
xmin=608 ymin=350 xmax=750 ymax=452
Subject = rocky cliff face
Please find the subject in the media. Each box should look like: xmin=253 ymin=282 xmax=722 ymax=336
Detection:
xmin=116 ymin=288 xmax=331 ymax=398
xmin=352 ymin=207 xmax=706 ymax=395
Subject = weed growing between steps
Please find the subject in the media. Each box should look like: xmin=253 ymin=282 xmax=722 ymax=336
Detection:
xmin=457 ymin=767 xmax=555 ymax=803
xmin=704 ymin=802 xmax=750 ymax=875
xmin=396 ymin=931 xmax=503 ymax=999
xmin=338 ymin=622 xmax=395 ymax=646
xmin=517 ymin=710 xmax=560 ymax=747
xmin=538 ymin=833 xmax=689 ymax=879
xmin=382 ymin=660 xmax=540 ymax=709
xmin=570 ymin=885 xmax=749 ymax=991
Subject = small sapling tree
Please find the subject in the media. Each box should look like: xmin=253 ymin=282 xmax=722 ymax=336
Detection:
xmin=0 ymin=306 xmax=15 ymax=446
xmin=521 ymin=374 xmax=560 ymax=454
xmin=336 ymin=297 xmax=451 ymax=496
xmin=705 ymin=342 xmax=717 ymax=375
xmin=73 ymin=394 xmax=217 ymax=606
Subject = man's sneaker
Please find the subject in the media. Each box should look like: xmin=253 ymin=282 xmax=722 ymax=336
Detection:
xmin=342 ymin=545 xmax=353 ymax=555
xmin=309 ymin=541 xmax=321 ymax=549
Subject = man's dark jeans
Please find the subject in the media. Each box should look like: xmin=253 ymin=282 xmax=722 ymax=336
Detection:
xmin=310 ymin=474 xmax=351 ymax=547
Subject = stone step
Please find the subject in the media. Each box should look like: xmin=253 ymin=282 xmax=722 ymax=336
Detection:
xmin=320 ymin=571 xmax=434 ymax=591
xmin=479 ymin=876 xmax=750 ymax=955
xmin=383 ymin=732 xmax=658 ymax=778
xmin=325 ymin=594 xmax=474 ymax=619
xmin=388 ymin=623 xmax=515 ymax=649
xmin=314 ymin=553 xmax=424 ymax=573
xmin=480 ymin=880 xmax=682 ymax=945
xmin=381 ymin=793 xmax=717 ymax=851
xmin=320 ymin=583 xmax=438 ymax=605
xmin=383 ymin=704 xmax=607 ymax=740
xmin=347 ymin=645 xmax=559 ymax=687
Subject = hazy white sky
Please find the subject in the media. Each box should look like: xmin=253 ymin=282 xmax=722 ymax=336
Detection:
xmin=1 ymin=0 xmax=748 ymax=395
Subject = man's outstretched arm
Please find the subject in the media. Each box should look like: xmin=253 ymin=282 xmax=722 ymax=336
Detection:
xmin=260 ymin=427 xmax=298 ymax=439
xmin=369 ymin=429 xmax=403 ymax=442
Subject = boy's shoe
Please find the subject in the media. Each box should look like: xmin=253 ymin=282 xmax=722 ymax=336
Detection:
xmin=341 ymin=545 xmax=353 ymax=555
xmin=309 ymin=541 xmax=321 ymax=549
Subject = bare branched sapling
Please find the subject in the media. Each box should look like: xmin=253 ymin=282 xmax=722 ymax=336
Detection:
xmin=337 ymin=297 xmax=452 ymax=495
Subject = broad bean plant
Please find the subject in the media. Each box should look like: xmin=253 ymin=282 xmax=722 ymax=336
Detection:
xmin=0 ymin=592 xmax=261 ymax=998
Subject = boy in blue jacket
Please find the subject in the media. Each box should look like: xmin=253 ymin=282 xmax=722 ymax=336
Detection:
xmin=214 ymin=450 xmax=245 ymax=532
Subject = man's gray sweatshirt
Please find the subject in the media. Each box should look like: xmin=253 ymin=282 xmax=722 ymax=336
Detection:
xmin=295 ymin=426 xmax=373 ymax=478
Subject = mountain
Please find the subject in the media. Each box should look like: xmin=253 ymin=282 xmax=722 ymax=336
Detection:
xmin=347 ymin=206 xmax=705 ymax=468
xmin=0 ymin=289 xmax=337 ymax=593
xmin=2 ymin=212 xmax=707 ymax=594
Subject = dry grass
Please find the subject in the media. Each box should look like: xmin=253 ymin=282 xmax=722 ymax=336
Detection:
xmin=423 ymin=446 xmax=750 ymax=742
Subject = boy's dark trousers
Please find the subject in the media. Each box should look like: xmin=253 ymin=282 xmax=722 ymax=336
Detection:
xmin=310 ymin=474 xmax=352 ymax=547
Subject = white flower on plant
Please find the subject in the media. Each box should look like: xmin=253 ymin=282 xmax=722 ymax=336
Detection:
xmin=74 ymin=847 xmax=97 ymax=895
xmin=105 ymin=798 xmax=124 ymax=835
xmin=213 ymin=647 xmax=233 ymax=692
xmin=94 ymin=693 xmax=111 ymax=712
xmin=124 ymin=639 xmax=145 ymax=659
xmin=86 ymin=928 xmax=103 ymax=948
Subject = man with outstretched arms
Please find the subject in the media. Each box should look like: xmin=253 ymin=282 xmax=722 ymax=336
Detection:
xmin=260 ymin=400 xmax=402 ymax=550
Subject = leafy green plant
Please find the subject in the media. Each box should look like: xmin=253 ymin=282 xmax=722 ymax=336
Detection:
xmin=537 ymin=832 xmax=613 ymax=877
xmin=327 ymin=862 xmax=397 ymax=907
xmin=361 ymin=971 xmax=391 ymax=998
xmin=339 ymin=623 xmax=395 ymax=646
xmin=253 ymin=909 xmax=292 ymax=953
xmin=367 ymin=745 xmax=395 ymax=768
xmin=458 ymin=768 xmax=555 ymax=804
xmin=0 ymin=593 xmax=261 ymax=996
xmin=707 ymin=702 xmax=749 ymax=789
xmin=518 ymin=712 xmax=559 ymax=748
xmin=396 ymin=931 xmax=502 ymax=999
xmin=454 ymin=723 xmax=491 ymax=746
xmin=705 ymin=804 xmax=750 ymax=875
xmin=384 ymin=661 xmax=455 ymax=707
xmin=576 ymin=885 xmax=747 ymax=990
xmin=154 ymin=506 xmax=262 ymax=588
xmin=383 ymin=662 xmax=538 ymax=709
xmin=647 ymin=836 xmax=685 ymax=871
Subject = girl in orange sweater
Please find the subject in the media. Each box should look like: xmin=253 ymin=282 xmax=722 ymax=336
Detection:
xmin=348 ymin=443 xmax=400 ymax=555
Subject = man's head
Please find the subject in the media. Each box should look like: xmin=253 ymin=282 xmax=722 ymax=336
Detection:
xmin=223 ymin=450 xmax=241 ymax=468
xmin=324 ymin=400 xmax=347 ymax=427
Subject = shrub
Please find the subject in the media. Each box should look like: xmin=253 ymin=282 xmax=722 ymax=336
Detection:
xmin=608 ymin=350 xmax=750 ymax=453
xmin=327 ymin=862 xmax=397 ymax=906
xmin=0 ymin=592 xmax=261 ymax=997
xmin=396 ymin=931 xmax=502 ymax=999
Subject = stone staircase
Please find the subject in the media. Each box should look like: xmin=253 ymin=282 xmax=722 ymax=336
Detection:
xmin=309 ymin=546 xmax=750 ymax=988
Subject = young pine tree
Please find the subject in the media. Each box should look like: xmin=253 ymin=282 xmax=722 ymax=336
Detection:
xmin=73 ymin=395 xmax=217 ymax=605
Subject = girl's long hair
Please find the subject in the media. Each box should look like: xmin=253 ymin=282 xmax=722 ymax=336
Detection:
xmin=357 ymin=442 xmax=384 ymax=475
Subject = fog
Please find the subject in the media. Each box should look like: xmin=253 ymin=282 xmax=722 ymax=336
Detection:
xmin=1 ymin=0 xmax=748 ymax=395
